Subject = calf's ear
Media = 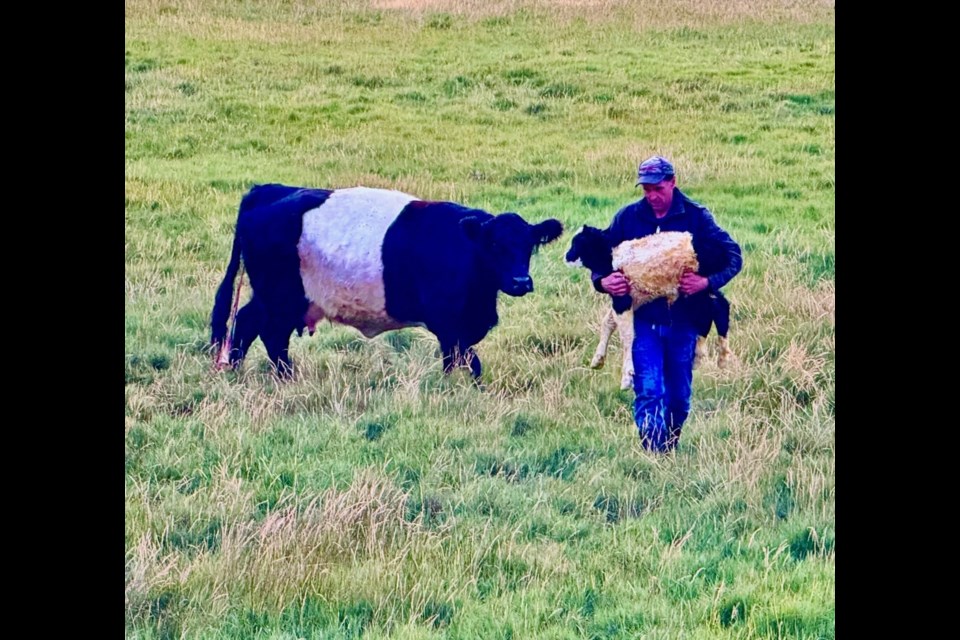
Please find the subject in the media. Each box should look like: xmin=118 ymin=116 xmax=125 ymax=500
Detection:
xmin=533 ymin=219 xmax=563 ymax=245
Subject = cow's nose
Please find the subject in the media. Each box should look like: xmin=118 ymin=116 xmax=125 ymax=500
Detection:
xmin=513 ymin=276 xmax=533 ymax=292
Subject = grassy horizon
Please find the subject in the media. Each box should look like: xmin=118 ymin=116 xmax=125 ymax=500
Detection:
xmin=126 ymin=1 xmax=834 ymax=637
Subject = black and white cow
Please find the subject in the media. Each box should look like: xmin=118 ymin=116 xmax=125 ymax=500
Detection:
xmin=211 ymin=184 xmax=564 ymax=379
xmin=565 ymin=225 xmax=733 ymax=389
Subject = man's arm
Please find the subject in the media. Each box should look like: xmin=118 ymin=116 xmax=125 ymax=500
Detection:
xmin=698 ymin=209 xmax=743 ymax=292
xmin=592 ymin=207 xmax=629 ymax=293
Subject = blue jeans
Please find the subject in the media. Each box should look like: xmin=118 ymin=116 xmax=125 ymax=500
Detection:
xmin=631 ymin=322 xmax=699 ymax=452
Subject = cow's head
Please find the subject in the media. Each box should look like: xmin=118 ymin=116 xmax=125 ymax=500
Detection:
xmin=461 ymin=213 xmax=564 ymax=296
xmin=564 ymin=225 xmax=614 ymax=274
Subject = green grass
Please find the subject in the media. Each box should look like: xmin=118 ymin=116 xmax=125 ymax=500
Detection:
xmin=126 ymin=1 xmax=834 ymax=637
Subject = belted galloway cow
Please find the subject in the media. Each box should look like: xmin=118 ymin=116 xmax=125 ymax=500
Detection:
xmin=211 ymin=184 xmax=563 ymax=379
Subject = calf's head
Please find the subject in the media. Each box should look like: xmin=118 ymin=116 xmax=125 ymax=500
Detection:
xmin=565 ymin=225 xmax=613 ymax=275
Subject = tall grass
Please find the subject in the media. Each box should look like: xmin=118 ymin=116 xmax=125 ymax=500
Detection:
xmin=126 ymin=1 xmax=834 ymax=637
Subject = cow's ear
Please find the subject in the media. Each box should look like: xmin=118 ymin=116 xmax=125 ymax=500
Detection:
xmin=533 ymin=219 xmax=564 ymax=245
xmin=461 ymin=216 xmax=483 ymax=241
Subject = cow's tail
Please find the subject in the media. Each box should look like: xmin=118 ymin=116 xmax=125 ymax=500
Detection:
xmin=211 ymin=230 xmax=243 ymax=351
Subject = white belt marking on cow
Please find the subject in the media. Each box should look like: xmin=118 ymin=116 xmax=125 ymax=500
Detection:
xmin=298 ymin=187 xmax=419 ymax=337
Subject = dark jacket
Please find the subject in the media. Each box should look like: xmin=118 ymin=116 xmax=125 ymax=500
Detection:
xmin=591 ymin=187 xmax=742 ymax=328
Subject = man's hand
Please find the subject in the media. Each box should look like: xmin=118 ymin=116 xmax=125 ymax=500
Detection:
xmin=679 ymin=271 xmax=709 ymax=296
xmin=600 ymin=272 xmax=631 ymax=296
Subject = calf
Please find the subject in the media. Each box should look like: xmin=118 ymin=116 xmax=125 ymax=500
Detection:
xmin=565 ymin=225 xmax=732 ymax=389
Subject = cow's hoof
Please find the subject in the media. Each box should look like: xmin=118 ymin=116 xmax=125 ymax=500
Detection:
xmin=620 ymin=376 xmax=633 ymax=390
xmin=590 ymin=354 xmax=605 ymax=369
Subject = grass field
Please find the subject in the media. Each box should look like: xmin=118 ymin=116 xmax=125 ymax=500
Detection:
xmin=125 ymin=1 xmax=835 ymax=637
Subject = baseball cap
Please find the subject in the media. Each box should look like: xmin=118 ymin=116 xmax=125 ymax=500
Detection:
xmin=636 ymin=155 xmax=675 ymax=186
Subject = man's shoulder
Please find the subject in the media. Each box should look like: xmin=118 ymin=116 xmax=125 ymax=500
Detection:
xmin=616 ymin=198 xmax=644 ymax=215
xmin=677 ymin=190 xmax=712 ymax=217
xmin=611 ymin=198 xmax=645 ymax=222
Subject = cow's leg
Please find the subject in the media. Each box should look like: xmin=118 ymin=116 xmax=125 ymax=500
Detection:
xmin=461 ymin=344 xmax=482 ymax=380
xmin=439 ymin=334 xmax=459 ymax=374
xmin=614 ymin=309 xmax=635 ymax=390
xmin=433 ymin=325 xmax=460 ymax=374
xmin=228 ymin=300 xmax=264 ymax=368
xmin=437 ymin=334 xmax=482 ymax=380
xmin=442 ymin=345 xmax=472 ymax=375
xmin=442 ymin=351 xmax=456 ymax=373
xmin=591 ymin=309 xmax=618 ymax=369
xmin=261 ymin=317 xmax=296 ymax=379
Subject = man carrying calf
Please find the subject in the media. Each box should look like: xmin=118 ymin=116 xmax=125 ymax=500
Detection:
xmin=592 ymin=156 xmax=742 ymax=452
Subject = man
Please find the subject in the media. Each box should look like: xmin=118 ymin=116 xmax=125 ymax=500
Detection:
xmin=594 ymin=156 xmax=742 ymax=452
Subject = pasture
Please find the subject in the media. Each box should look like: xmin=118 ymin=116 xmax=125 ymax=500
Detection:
xmin=125 ymin=1 xmax=835 ymax=637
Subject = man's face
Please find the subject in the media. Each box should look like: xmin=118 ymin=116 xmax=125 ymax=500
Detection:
xmin=642 ymin=176 xmax=675 ymax=216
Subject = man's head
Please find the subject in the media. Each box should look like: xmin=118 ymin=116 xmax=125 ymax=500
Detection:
xmin=636 ymin=155 xmax=676 ymax=216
